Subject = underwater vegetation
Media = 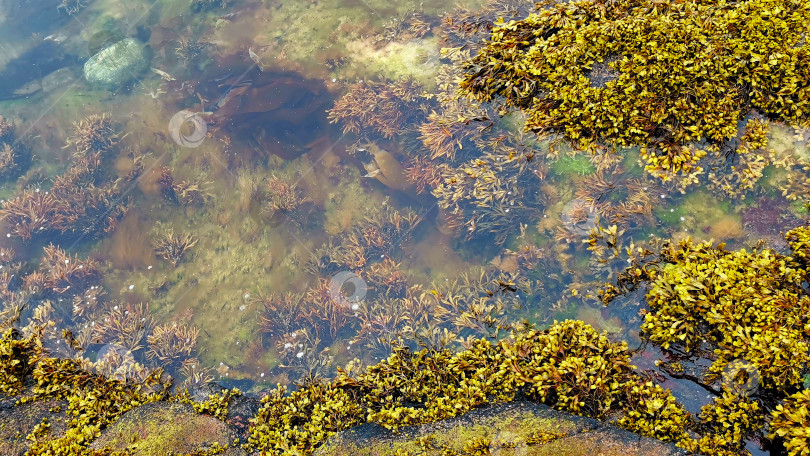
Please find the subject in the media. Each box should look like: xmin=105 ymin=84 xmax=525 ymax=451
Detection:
xmin=63 ymin=114 xmax=120 ymax=158
xmin=56 ymin=0 xmax=86 ymax=15
xmin=0 ymin=326 xmax=246 ymax=455
xmin=0 ymin=159 xmax=806 ymax=456
xmin=0 ymin=117 xmax=205 ymax=391
xmin=150 ymin=162 xmax=211 ymax=209
xmin=0 ymin=116 xmax=32 ymax=182
xmin=152 ymin=229 xmax=198 ymax=267
xmin=328 ymin=0 xmax=809 ymax=355
xmin=245 ymin=218 xmax=810 ymax=456
xmin=328 ymin=79 xmax=431 ymax=139
xmin=0 ymin=114 xmax=135 ymax=242
xmin=252 ymin=191 xmax=546 ymax=377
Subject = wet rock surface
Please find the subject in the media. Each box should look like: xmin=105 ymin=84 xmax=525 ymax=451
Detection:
xmin=189 ymin=382 xmax=261 ymax=441
xmin=0 ymin=391 xmax=69 ymax=456
xmin=314 ymin=401 xmax=688 ymax=456
xmin=90 ymin=401 xmax=246 ymax=456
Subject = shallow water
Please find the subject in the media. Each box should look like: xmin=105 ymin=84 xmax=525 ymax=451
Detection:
xmin=0 ymin=0 xmax=805 ymax=453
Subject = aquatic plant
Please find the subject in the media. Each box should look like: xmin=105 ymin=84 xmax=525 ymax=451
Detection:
xmin=157 ymin=166 xmax=178 ymax=202
xmin=0 ymin=116 xmax=13 ymax=144
xmin=458 ymin=0 xmax=810 ymax=190
xmin=153 ymin=230 xmax=198 ymax=266
xmin=71 ymin=286 xmax=105 ymax=319
xmin=780 ymin=167 xmax=810 ymax=202
xmin=644 ymin=236 xmax=807 ymax=391
xmin=94 ymin=302 xmax=155 ymax=352
xmin=6 ymin=313 xmax=800 ymax=455
xmin=770 ymin=389 xmax=810 ymax=455
xmin=328 ymin=79 xmax=430 ymax=139
xmin=549 ymin=155 xmax=595 ymax=177
xmin=258 ymin=292 xmax=305 ymax=339
xmin=0 ymin=116 xmax=31 ymax=181
xmin=28 ymin=355 xmax=171 ymax=454
xmin=64 ymin=113 xmax=120 ymax=157
xmin=403 ymin=155 xmax=451 ymax=194
xmin=441 ymin=0 xmax=534 ymax=48
xmin=0 ymin=143 xmax=28 ymax=181
xmin=146 ymin=322 xmax=200 ymax=364
xmin=175 ymin=36 xmax=208 ymax=67
xmin=257 ymin=287 xmax=346 ymax=375
xmin=0 ymin=135 xmax=133 ymax=241
xmin=706 ymin=117 xmax=771 ymax=199
xmin=153 ymin=165 xmax=211 ymax=207
xmin=177 ymin=358 xmax=215 ymax=389
xmin=0 ymin=188 xmax=75 ymax=240
xmin=0 ymin=325 xmax=179 ymax=454
xmin=172 ymin=178 xmax=212 ymax=206
xmin=310 ymin=201 xmax=419 ymax=273
xmin=427 ymin=270 xmax=526 ymax=341
xmin=686 ymin=390 xmax=767 ymax=456
xmin=257 ymin=175 xmax=312 ymax=225
xmin=431 ymin=138 xmax=542 ymax=244
xmin=248 ymin=381 xmax=364 ymax=454
xmin=351 ymin=293 xmax=415 ymax=356
xmin=363 ymin=257 xmax=409 ymax=296
xmin=274 ymin=328 xmax=335 ymax=380
xmin=301 ymin=278 xmax=356 ymax=342
xmin=51 ymin=151 xmax=104 ymax=192
xmin=249 ymin=319 xmax=695 ymax=454
xmin=418 ymin=102 xmax=493 ymax=161
xmin=0 ymin=328 xmax=36 ymax=395
xmin=601 ymin=218 xmax=810 ymax=454
xmin=0 ymin=249 xmax=26 ymax=324
xmin=375 ymin=10 xmax=437 ymax=45
xmin=57 ymin=0 xmax=85 ymax=15
xmin=186 ymin=387 xmax=242 ymax=421
xmin=37 ymin=244 xmax=102 ymax=295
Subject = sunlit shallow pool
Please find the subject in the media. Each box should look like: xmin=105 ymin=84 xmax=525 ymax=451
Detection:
xmin=0 ymin=0 xmax=807 ymax=454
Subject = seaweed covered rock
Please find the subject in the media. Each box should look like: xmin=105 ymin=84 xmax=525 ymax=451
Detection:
xmin=248 ymin=320 xmax=692 ymax=455
xmin=2 ymin=307 xmax=802 ymax=455
xmin=83 ymin=38 xmax=148 ymax=89
xmin=459 ymin=0 xmax=810 ymax=188
xmin=314 ymin=401 xmax=687 ymax=456
xmin=605 ymin=224 xmax=810 ymax=393
xmin=603 ymin=221 xmax=810 ymax=454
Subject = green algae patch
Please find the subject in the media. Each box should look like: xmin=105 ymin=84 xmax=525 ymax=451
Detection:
xmin=654 ymin=190 xmax=742 ymax=241
xmin=341 ymin=36 xmax=442 ymax=89
xmin=223 ymin=0 xmax=459 ymax=81
xmin=313 ymin=402 xmax=685 ymax=456
xmin=549 ymin=154 xmax=596 ymax=177
xmin=90 ymin=402 xmax=244 ymax=455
